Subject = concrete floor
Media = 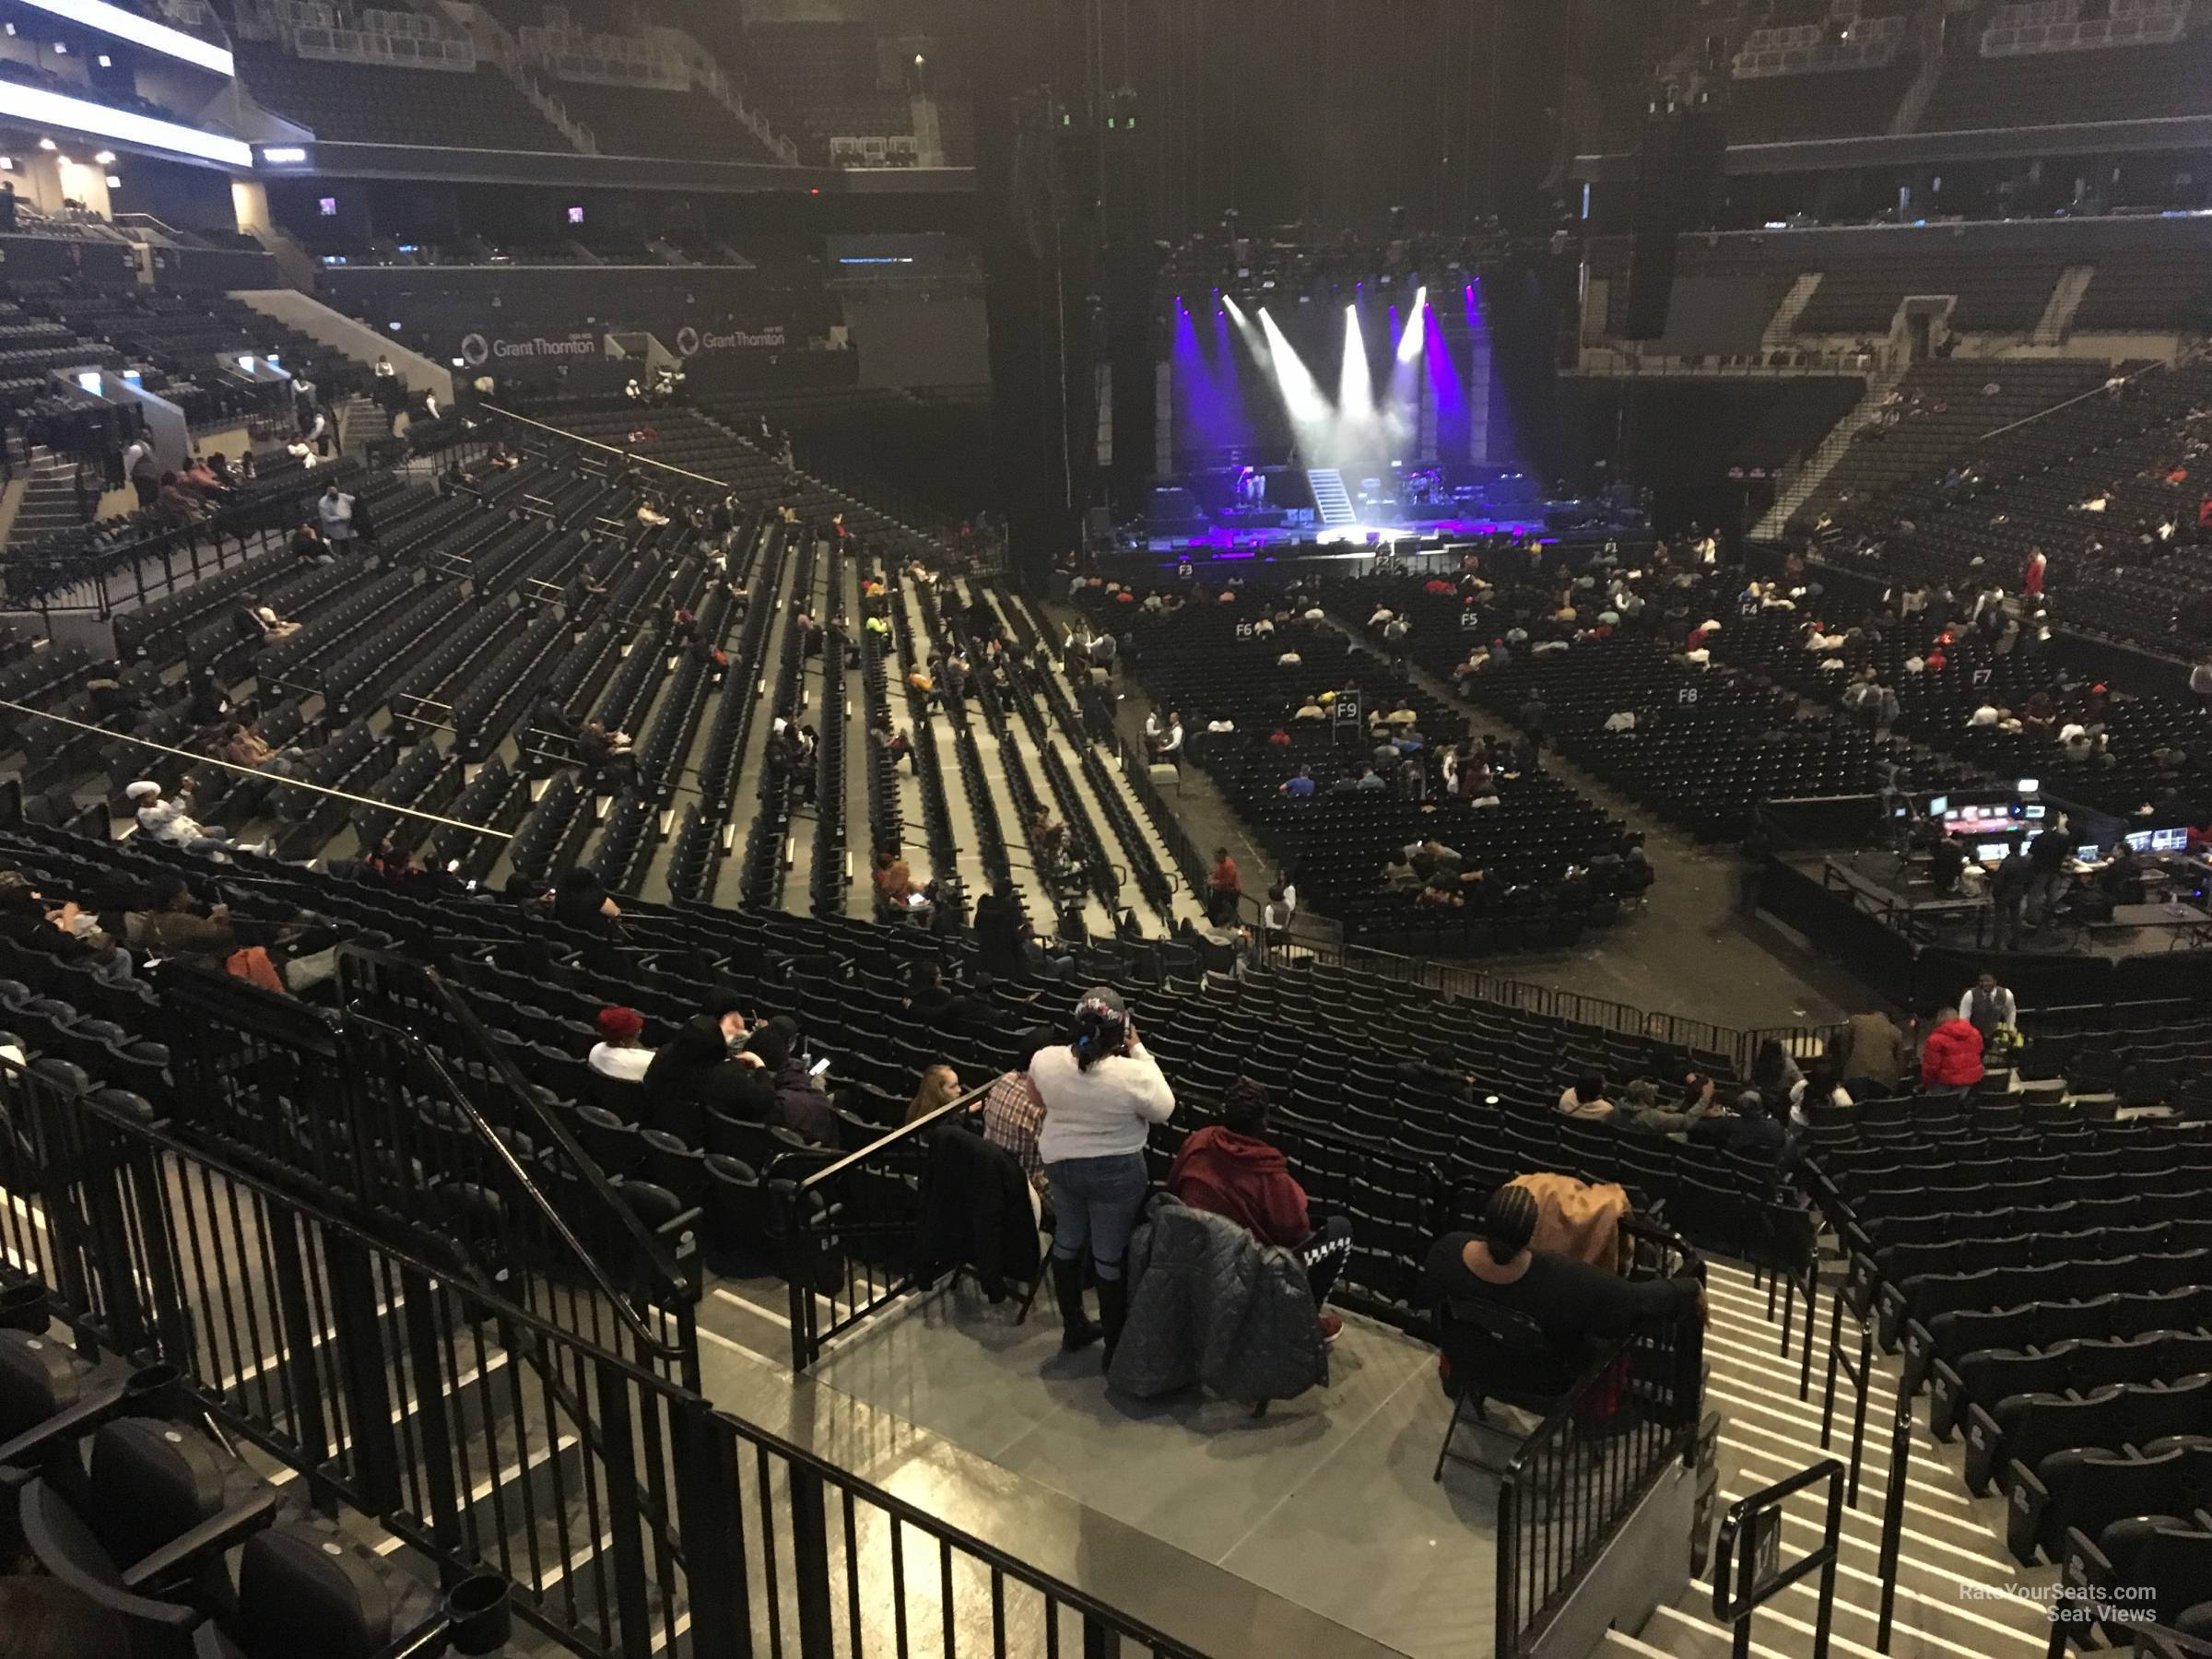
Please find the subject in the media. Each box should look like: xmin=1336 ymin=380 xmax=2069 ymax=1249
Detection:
xmin=803 ymin=1283 xmax=1500 ymax=1659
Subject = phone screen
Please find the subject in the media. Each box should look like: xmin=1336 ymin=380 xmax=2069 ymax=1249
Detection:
xmin=808 ymin=1058 xmax=830 ymax=1078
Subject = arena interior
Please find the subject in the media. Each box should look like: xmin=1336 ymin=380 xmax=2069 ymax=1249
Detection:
xmin=3 ymin=2 xmax=2212 ymax=1656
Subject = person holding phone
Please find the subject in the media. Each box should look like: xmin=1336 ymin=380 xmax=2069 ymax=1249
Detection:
xmin=1031 ymin=988 xmax=1176 ymax=1363
xmin=744 ymin=1014 xmax=839 ymax=1146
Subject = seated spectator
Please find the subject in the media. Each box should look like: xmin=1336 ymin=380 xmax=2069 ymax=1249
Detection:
xmin=1615 ymin=1077 xmax=1716 ymax=1137
xmin=1422 ymin=1187 xmax=1701 ymax=1394
xmin=588 ymin=1006 xmax=654 ymax=1081
xmin=553 ymin=865 xmax=621 ymax=934
xmin=1724 ymin=1096 xmax=1789 ymax=1161
xmin=875 ymin=850 xmax=931 ymax=916
xmin=1280 ymin=766 xmax=1316 ymax=799
xmin=233 ymin=594 xmax=298 ymax=641
xmin=221 ymin=720 xmax=300 ymax=776
xmin=186 ymin=672 xmax=237 ymax=729
xmin=1747 ymin=1039 xmax=1802 ymax=1112
xmin=645 ymin=997 xmax=770 ymax=1121
xmin=124 ymin=875 xmax=237 ymax=965
xmin=1168 ymin=1078 xmax=1353 ymax=1338
xmin=1557 ymin=1072 xmax=1612 ymax=1121
xmin=904 ymin=1063 xmax=964 ymax=1124
xmin=0 ymin=871 xmax=130 ymax=984
xmin=747 ymin=1015 xmax=838 ymax=1145
xmin=155 ymin=471 xmax=206 ymax=524
xmin=981 ymin=1026 xmax=1058 ymax=1194
xmin=288 ymin=520 xmax=334 ymax=566
xmin=1788 ymin=1061 xmax=1851 ymax=1126
xmin=905 ymin=959 xmax=979 ymax=1030
xmin=125 ymin=779 xmax=246 ymax=858
xmin=576 ymin=720 xmax=637 ymax=789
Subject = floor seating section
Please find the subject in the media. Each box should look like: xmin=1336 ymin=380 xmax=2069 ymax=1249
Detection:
xmin=1070 ymin=582 xmax=1640 ymax=951
xmin=1332 ymin=566 xmax=1979 ymax=844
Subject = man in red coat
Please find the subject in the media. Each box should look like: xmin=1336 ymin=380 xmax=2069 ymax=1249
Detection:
xmin=1918 ymin=1010 xmax=1985 ymax=1093
xmin=1168 ymin=1078 xmax=1353 ymax=1337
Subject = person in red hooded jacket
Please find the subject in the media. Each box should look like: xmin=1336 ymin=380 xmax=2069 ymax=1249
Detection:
xmin=1169 ymin=1077 xmax=1353 ymax=1339
xmin=1918 ymin=1008 xmax=1985 ymax=1092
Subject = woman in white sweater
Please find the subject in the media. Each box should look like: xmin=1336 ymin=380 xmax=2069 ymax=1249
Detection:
xmin=1031 ymin=987 xmax=1176 ymax=1361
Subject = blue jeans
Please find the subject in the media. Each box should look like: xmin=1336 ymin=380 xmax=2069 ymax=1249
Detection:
xmin=1044 ymin=1152 xmax=1148 ymax=1280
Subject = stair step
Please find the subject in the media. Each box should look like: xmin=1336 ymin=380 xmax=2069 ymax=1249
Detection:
xmin=1304 ymin=467 xmax=1356 ymax=525
xmin=1596 ymin=1631 xmax=1677 ymax=1659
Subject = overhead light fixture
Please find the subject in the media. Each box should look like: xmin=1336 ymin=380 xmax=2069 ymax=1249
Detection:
xmin=37 ymin=137 xmax=55 ymax=151
xmin=94 ymin=150 xmax=114 ymax=165
xmin=0 ymin=159 xmax=12 ymax=171
xmin=105 ymin=173 xmax=120 ymax=188
xmin=97 ymin=54 xmax=112 ymax=66
xmin=52 ymin=41 xmax=65 ymax=53
xmin=0 ymin=86 xmax=253 ymax=167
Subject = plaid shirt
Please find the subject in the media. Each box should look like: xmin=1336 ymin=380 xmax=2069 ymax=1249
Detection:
xmin=981 ymin=1071 xmax=1048 ymax=1194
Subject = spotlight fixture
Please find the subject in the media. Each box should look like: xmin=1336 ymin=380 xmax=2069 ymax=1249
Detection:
xmin=105 ymin=174 xmax=120 ymax=188
xmin=94 ymin=150 xmax=114 ymax=165
xmin=37 ymin=137 xmax=55 ymax=151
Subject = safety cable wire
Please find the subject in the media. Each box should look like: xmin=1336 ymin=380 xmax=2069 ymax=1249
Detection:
xmin=0 ymin=697 xmax=514 ymax=841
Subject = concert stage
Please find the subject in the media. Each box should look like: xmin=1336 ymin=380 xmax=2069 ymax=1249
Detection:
xmin=1124 ymin=460 xmax=1643 ymax=564
xmin=1140 ymin=512 xmax=1555 ymax=557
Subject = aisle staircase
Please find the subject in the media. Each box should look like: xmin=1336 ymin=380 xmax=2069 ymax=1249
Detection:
xmin=1306 ymin=467 xmax=1356 ymax=525
xmin=9 ymin=446 xmax=89 ymax=539
xmin=1599 ymin=1258 xmax=2054 ymax=1659
xmin=1753 ymin=362 xmax=1908 ymax=539
xmin=2030 ymin=266 xmax=2097 ymax=348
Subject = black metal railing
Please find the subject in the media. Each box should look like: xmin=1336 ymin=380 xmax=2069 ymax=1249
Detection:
xmin=1302 ymin=936 xmax=1765 ymax=1072
xmin=0 ymin=1059 xmax=1236 ymax=1659
xmin=1494 ymin=1297 xmax=1704 ymax=1658
xmin=154 ymin=949 xmax=700 ymax=1386
xmin=1811 ymin=1244 xmax=1920 ymax=1655
xmin=1712 ymin=1458 xmax=1847 ymax=1659
xmin=782 ymin=1086 xmax=994 ymax=1371
xmin=782 ymin=1080 xmax=1449 ymax=1372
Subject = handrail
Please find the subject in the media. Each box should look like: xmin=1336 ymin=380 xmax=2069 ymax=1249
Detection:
xmin=1493 ymin=1290 xmax=1703 ymax=1658
xmin=783 ymin=1080 xmax=996 ymax=1371
xmin=1712 ymin=1457 xmax=1846 ymax=1659
xmin=485 ymin=403 xmax=736 ymax=489
xmin=1810 ymin=1174 xmax=1923 ymax=1654
xmin=1972 ymin=352 xmax=2174 ymax=444
xmin=0 ymin=699 xmax=513 ymax=843
xmin=339 ymin=947 xmax=699 ymax=1376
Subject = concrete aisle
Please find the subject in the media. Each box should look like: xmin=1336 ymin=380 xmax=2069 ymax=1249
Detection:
xmin=712 ymin=532 xmax=797 ymax=908
xmin=782 ymin=538 xmax=836 ymax=911
xmin=892 ymin=573 xmax=990 ymax=905
xmin=841 ymin=549 xmax=876 ymax=921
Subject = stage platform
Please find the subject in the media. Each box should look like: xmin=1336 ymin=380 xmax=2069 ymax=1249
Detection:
xmin=1139 ymin=513 xmax=1556 ymax=557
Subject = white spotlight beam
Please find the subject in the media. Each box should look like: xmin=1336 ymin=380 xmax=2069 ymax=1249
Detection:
xmin=1339 ymin=303 xmax=1374 ymax=425
xmin=1257 ymin=306 xmax=1334 ymax=446
xmin=1395 ymin=287 xmax=1429 ymax=365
